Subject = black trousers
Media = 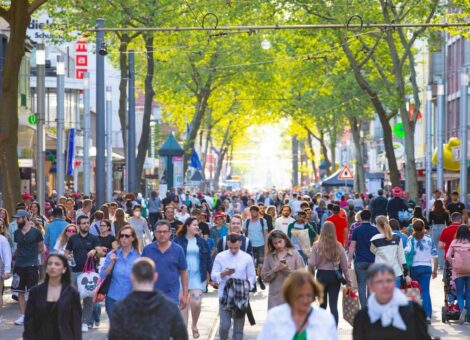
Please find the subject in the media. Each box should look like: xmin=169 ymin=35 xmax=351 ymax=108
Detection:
xmin=316 ymin=269 xmax=341 ymax=325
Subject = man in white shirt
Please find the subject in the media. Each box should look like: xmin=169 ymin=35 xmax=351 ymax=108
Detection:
xmin=211 ymin=234 xmax=256 ymax=340
xmin=274 ymin=205 xmax=295 ymax=234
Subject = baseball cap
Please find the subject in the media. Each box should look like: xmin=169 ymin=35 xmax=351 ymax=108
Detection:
xmin=13 ymin=210 xmax=29 ymax=218
xmin=213 ymin=211 xmax=225 ymax=219
xmin=392 ymin=186 xmax=403 ymax=198
xmin=21 ymin=193 xmax=33 ymax=200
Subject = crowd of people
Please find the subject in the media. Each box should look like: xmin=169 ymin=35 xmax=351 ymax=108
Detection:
xmin=0 ymin=186 xmax=468 ymax=339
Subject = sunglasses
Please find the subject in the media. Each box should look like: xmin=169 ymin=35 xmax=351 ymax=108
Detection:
xmin=100 ymin=224 xmax=108 ymax=227
xmin=66 ymin=229 xmax=77 ymax=233
xmin=119 ymin=233 xmax=132 ymax=239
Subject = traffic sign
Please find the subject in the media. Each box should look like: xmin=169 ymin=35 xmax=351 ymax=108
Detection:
xmin=338 ymin=165 xmax=354 ymax=180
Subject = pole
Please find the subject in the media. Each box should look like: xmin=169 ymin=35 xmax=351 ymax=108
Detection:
xmin=437 ymin=79 xmax=445 ymax=191
xmin=96 ymin=18 xmax=106 ymax=205
xmin=128 ymin=49 xmax=136 ymax=193
xmin=425 ymin=85 xmax=433 ymax=219
xmin=292 ymin=135 xmax=299 ymax=187
xmin=83 ymin=72 xmax=91 ymax=195
xmin=460 ymin=70 xmax=469 ymax=203
xmin=56 ymin=55 xmax=65 ymax=197
xmin=106 ymin=86 xmax=113 ymax=201
xmin=36 ymin=44 xmax=46 ymax=212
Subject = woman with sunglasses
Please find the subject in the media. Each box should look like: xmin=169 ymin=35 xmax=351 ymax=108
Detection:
xmin=99 ymin=225 xmax=140 ymax=316
xmin=54 ymin=224 xmax=78 ymax=255
xmin=24 ymin=254 xmax=81 ymax=339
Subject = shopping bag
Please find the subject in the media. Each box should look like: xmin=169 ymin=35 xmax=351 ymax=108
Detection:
xmin=342 ymin=287 xmax=360 ymax=326
xmin=77 ymin=258 xmax=100 ymax=299
xmin=348 ymin=268 xmax=358 ymax=289
xmin=92 ymin=252 xmax=115 ymax=303
xmin=400 ymin=280 xmax=422 ymax=305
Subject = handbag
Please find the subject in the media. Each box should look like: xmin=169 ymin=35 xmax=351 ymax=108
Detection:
xmin=342 ymin=287 xmax=360 ymax=325
xmin=92 ymin=251 xmax=116 ymax=303
xmin=348 ymin=268 xmax=358 ymax=289
xmin=77 ymin=258 xmax=100 ymax=299
xmin=332 ymin=261 xmax=347 ymax=285
xmin=400 ymin=280 xmax=422 ymax=304
xmin=405 ymin=237 xmax=415 ymax=268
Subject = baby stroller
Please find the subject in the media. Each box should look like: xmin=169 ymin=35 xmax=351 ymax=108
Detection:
xmin=441 ymin=261 xmax=460 ymax=323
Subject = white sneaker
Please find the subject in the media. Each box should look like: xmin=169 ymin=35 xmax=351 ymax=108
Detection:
xmin=14 ymin=315 xmax=24 ymax=325
xmin=459 ymin=309 xmax=467 ymax=325
xmin=81 ymin=323 xmax=89 ymax=332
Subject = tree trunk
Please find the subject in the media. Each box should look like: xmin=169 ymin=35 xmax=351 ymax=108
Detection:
xmin=117 ymin=35 xmax=130 ymax=153
xmin=307 ymin=131 xmax=319 ymax=182
xmin=401 ymin=108 xmax=418 ymax=201
xmin=349 ymin=116 xmax=366 ymax=193
xmin=135 ymin=33 xmax=155 ymax=190
xmin=319 ymin=131 xmax=331 ymax=176
xmin=213 ymin=147 xmax=227 ymax=191
xmin=0 ymin=1 xmax=31 ymax=215
xmin=201 ymin=128 xmax=212 ymax=178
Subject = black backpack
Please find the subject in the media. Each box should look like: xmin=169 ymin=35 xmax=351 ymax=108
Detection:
xmin=244 ymin=218 xmax=265 ymax=237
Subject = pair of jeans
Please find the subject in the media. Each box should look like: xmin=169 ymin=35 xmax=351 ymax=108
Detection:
xmin=105 ymin=295 xmax=118 ymax=317
xmin=71 ymin=272 xmax=93 ymax=323
xmin=355 ymin=262 xmax=373 ymax=308
xmin=430 ymin=224 xmax=445 ymax=269
xmin=316 ymin=269 xmax=341 ymax=325
xmin=148 ymin=212 xmax=159 ymax=231
xmin=455 ymin=276 xmax=470 ymax=315
xmin=410 ymin=265 xmax=432 ymax=318
xmin=87 ymin=303 xmax=101 ymax=325
xmin=298 ymin=250 xmax=308 ymax=265
xmin=395 ymin=276 xmax=402 ymax=288
xmin=219 ymin=303 xmax=245 ymax=340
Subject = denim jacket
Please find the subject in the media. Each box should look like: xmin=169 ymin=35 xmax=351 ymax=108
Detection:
xmin=174 ymin=236 xmax=212 ymax=282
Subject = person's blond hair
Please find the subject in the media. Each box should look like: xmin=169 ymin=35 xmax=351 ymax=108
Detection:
xmin=375 ymin=215 xmax=393 ymax=241
xmin=315 ymin=221 xmax=343 ymax=262
xmin=283 ymin=269 xmax=323 ymax=306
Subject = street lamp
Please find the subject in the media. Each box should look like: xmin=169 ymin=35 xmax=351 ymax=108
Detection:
xmin=105 ymin=86 xmax=113 ymax=201
xmin=56 ymin=55 xmax=65 ymax=197
xmin=36 ymin=44 xmax=46 ymax=212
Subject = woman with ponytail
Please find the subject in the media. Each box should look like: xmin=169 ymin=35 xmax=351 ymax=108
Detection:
xmin=370 ymin=216 xmax=409 ymax=288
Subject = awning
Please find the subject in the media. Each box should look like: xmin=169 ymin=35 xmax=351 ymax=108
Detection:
xmin=321 ymin=169 xmax=354 ymax=187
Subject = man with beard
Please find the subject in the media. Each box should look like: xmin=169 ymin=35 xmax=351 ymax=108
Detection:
xmin=164 ymin=206 xmax=183 ymax=240
xmin=258 ymin=203 xmax=274 ymax=232
xmin=12 ymin=210 xmax=44 ymax=325
xmin=65 ymin=215 xmax=102 ymax=332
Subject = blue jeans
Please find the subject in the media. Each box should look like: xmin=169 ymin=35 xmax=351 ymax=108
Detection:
xmin=430 ymin=224 xmax=445 ymax=269
xmin=105 ymin=296 xmax=118 ymax=317
xmin=410 ymin=266 xmax=432 ymax=318
xmin=395 ymin=276 xmax=402 ymax=288
xmin=87 ymin=302 xmax=101 ymax=325
xmin=298 ymin=250 xmax=308 ymax=265
xmin=455 ymin=276 xmax=470 ymax=315
xmin=219 ymin=302 xmax=245 ymax=340
xmin=355 ymin=262 xmax=373 ymax=308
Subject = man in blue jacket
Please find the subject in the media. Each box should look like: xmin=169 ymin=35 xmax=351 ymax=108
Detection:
xmin=44 ymin=208 xmax=68 ymax=252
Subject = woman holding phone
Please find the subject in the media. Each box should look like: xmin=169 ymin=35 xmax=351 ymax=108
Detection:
xmin=261 ymin=230 xmax=305 ymax=309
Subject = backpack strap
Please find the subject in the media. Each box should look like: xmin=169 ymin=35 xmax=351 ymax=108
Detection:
xmin=245 ymin=220 xmax=250 ymax=236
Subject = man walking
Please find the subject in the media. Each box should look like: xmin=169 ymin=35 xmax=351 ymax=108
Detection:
xmin=65 ymin=215 xmax=101 ymax=332
xmin=369 ymin=189 xmax=388 ymax=221
xmin=326 ymin=205 xmax=348 ymax=247
xmin=142 ymin=220 xmax=189 ymax=309
xmin=218 ymin=214 xmax=253 ymax=256
xmin=244 ymin=206 xmax=268 ymax=291
xmin=44 ymin=207 xmax=68 ymax=253
xmin=212 ymin=234 xmax=256 ymax=340
xmin=147 ymin=191 xmax=161 ymax=230
xmin=258 ymin=203 xmax=274 ymax=232
xmin=348 ymin=209 xmax=379 ymax=308
xmin=108 ymin=257 xmax=188 ymax=340
xmin=274 ymin=205 xmax=294 ymax=235
xmin=12 ymin=210 xmax=44 ymax=325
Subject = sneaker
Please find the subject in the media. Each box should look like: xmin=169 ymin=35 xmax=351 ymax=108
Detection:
xmin=258 ymin=277 xmax=266 ymax=290
xmin=95 ymin=322 xmax=100 ymax=328
xmin=81 ymin=323 xmax=89 ymax=332
xmin=459 ymin=309 xmax=467 ymax=325
xmin=14 ymin=315 xmax=24 ymax=325
xmin=426 ymin=317 xmax=432 ymax=324
xmin=250 ymin=283 xmax=257 ymax=293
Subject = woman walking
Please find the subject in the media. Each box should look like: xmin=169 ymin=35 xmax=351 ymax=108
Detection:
xmin=0 ymin=221 xmax=12 ymax=323
xmin=259 ymin=269 xmax=337 ymax=339
xmin=404 ymin=219 xmax=438 ymax=323
xmin=371 ymin=216 xmax=408 ymax=287
xmin=445 ymin=225 xmax=470 ymax=324
xmin=99 ymin=225 xmax=140 ymax=316
xmin=428 ymin=200 xmax=449 ymax=269
xmin=308 ymin=221 xmax=351 ymax=325
xmin=112 ymin=208 xmax=127 ymax=237
xmin=261 ymin=230 xmax=305 ymax=309
xmin=174 ymin=217 xmax=212 ymax=338
xmin=53 ymin=224 xmax=78 ymax=255
xmin=24 ymin=254 xmax=81 ymax=339
xmin=353 ymin=263 xmax=431 ymax=340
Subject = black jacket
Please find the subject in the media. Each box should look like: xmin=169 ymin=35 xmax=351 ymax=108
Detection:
xmin=353 ymin=301 xmax=431 ymax=340
xmin=370 ymin=196 xmax=388 ymax=219
xmin=109 ymin=290 xmax=188 ymax=340
xmin=24 ymin=283 xmax=82 ymax=340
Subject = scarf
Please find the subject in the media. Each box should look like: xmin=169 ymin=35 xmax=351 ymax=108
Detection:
xmin=367 ymin=288 xmax=409 ymax=331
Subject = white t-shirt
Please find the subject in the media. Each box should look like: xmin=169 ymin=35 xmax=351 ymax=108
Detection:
xmin=275 ymin=216 xmax=295 ymax=234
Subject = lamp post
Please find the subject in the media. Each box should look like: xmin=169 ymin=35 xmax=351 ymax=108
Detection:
xmin=106 ymin=86 xmax=113 ymax=201
xmin=95 ymin=18 xmax=106 ymax=205
xmin=56 ymin=55 xmax=65 ymax=197
xmin=436 ymin=79 xmax=445 ymax=191
xmin=460 ymin=70 xmax=469 ymax=203
xmin=83 ymin=72 xmax=91 ymax=195
xmin=128 ymin=49 xmax=136 ymax=193
xmin=36 ymin=43 xmax=46 ymax=212
xmin=425 ymin=85 xmax=433 ymax=219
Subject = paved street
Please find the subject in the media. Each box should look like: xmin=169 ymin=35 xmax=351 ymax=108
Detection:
xmin=1 ymin=271 xmax=469 ymax=340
